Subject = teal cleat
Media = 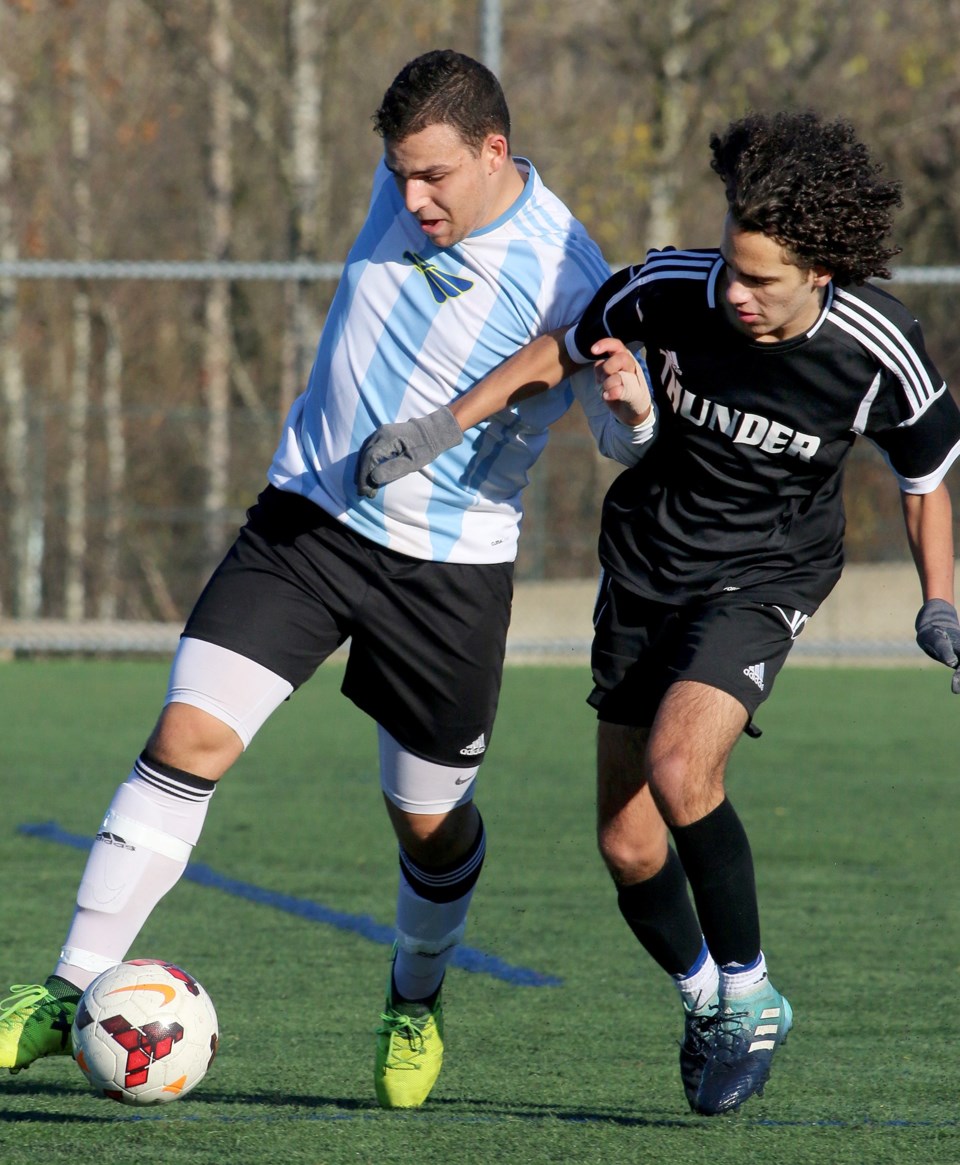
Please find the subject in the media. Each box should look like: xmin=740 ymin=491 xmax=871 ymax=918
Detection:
xmin=694 ymin=980 xmax=792 ymax=1115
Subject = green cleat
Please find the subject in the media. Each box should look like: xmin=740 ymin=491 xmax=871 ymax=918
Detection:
xmin=0 ymin=984 xmax=78 ymax=1072
xmin=374 ymin=989 xmax=444 ymax=1109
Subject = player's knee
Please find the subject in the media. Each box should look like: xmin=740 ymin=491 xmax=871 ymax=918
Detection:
xmin=393 ymin=801 xmax=480 ymax=868
xmin=646 ymin=746 xmax=724 ymax=827
xmin=146 ymin=702 xmax=242 ymax=781
xmin=597 ymin=820 xmax=666 ymax=884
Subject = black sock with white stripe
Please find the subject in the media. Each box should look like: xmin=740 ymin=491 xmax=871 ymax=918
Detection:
xmin=134 ymin=751 xmax=219 ymax=804
xmin=398 ymin=817 xmax=486 ymax=904
xmin=392 ymin=816 xmax=486 ymax=1003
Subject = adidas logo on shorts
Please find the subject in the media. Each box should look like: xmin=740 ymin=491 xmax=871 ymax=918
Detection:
xmin=460 ymin=733 xmax=486 ymax=757
xmin=743 ymin=662 xmax=765 ymax=690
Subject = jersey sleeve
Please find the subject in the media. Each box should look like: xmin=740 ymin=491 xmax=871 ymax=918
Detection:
xmin=860 ymin=317 xmax=960 ymax=493
xmin=870 ymin=390 xmax=960 ymax=492
xmin=537 ymin=232 xmax=613 ymax=333
xmin=564 ymin=265 xmax=647 ymax=364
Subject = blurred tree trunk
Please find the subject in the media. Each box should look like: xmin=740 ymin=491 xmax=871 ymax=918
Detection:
xmin=66 ymin=32 xmax=92 ymax=621
xmin=280 ymin=0 xmax=325 ymax=420
xmin=0 ymin=49 xmax=40 ymax=619
xmin=203 ymin=0 xmax=233 ymax=572
xmin=644 ymin=0 xmax=694 ymax=252
xmin=98 ymin=304 xmax=126 ymax=619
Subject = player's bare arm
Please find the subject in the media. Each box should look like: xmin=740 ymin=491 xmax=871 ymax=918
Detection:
xmin=902 ymin=483 xmax=956 ymax=605
xmin=447 ymin=328 xmax=574 ymax=430
xmin=903 ymin=483 xmax=960 ymax=692
xmin=355 ymin=329 xmax=654 ymax=497
xmin=355 ymin=329 xmax=573 ymax=497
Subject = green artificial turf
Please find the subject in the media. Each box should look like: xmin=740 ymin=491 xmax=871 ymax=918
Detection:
xmin=0 ymin=660 xmax=957 ymax=1164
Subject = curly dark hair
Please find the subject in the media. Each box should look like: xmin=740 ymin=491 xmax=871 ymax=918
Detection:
xmin=373 ymin=49 xmax=510 ymax=153
xmin=709 ymin=111 xmax=902 ymax=285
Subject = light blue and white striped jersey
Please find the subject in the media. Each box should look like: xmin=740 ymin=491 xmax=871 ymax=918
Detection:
xmin=267 ymin=158 xmax=612 ymax=563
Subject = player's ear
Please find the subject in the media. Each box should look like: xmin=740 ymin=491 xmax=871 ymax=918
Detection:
xmin=810 ymin=265 xmax=833 ymax=288
xmin=484 ymin=133 xmax=510 ymax=173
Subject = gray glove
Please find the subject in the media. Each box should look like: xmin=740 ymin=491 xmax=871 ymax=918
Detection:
xmin=915 ymin=598 xmax=960 ymax=694
xmin=356 ymin=406 xmax=463 ymax=498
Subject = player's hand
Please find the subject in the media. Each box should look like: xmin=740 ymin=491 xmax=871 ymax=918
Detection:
xmin=591 ymin=337 xmax=652 ymax=427
xmin=355 ymin=406 xmax=464 ymax=498
xmin=915 ymin=598 xmax=960 ymax=694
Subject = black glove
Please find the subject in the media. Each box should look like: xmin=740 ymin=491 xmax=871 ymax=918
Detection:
xmin=915 ymin=598 xmax=960 ymax=694
xmin=356 ymin=407 xmax=463 ymax=499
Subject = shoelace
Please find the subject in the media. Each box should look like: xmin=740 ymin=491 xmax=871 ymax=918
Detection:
xmin=685 ymin=1011 xmax=720 ymax=1054
xmin=0 ymin=984 xmax=50 ymax=1022
xmin=377 ymin=1008 xmax=431 ymax=1069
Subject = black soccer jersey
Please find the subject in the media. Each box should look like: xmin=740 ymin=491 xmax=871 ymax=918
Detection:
xmin=566 ymin=248 xmax=960 ymax=610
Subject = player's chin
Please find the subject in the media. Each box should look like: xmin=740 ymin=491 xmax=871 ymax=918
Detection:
xmin=422 ymin=223 xmax=462 ymax=248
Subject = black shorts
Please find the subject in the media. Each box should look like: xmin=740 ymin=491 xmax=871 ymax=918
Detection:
xmin=184 ymin=485 xmax=514 ymax=767
xmin=588 ymin=574 xmax=808 ymax=729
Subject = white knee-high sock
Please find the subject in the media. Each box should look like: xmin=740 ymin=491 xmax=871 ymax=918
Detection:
xmin=393 ymin=879 xmax=474 ymax=1003
xmin=54 ymin=754 xmax=217 ymax=991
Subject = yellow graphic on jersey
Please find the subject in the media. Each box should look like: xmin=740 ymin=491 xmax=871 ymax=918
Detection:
xmin=404 ymin=251 xmax=474 ymax=303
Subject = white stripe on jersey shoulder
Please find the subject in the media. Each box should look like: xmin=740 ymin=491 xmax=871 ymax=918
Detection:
xmin=804 ymin=282 xmax=835 ymax=337
xmin=642 ymin=247 xmax=717 ymax=263
xmin=639 ymin=248 xmax=718 ymax=277
xmin=830 ymin=288 xmax=945 ymax=422
xmin=605 ymin=249 xmax=718 ymax=319
xmin=852 ymin=371 xmax=882 ymax=434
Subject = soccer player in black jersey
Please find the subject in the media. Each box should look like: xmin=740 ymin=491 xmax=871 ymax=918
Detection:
xmin=357 ymin=111 xmax=960 ymax=1115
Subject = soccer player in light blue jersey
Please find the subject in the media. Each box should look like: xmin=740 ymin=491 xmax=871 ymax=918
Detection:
xmin=0 ymin=50 xmax=653 ymax=1108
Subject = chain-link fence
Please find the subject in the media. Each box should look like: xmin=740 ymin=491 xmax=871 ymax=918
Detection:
xmin=1 ymin=262 xmax=958 ymax=657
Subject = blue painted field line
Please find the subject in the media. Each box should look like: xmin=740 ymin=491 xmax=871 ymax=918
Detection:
xmin=17 ymin=821 xmax=562 ymax=988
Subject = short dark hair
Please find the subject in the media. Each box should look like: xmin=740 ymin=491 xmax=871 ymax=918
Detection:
xmin=709 ymin=111 xmax=902 ymax=285
xmin=373 ymin=49 xmax=511 ymax=152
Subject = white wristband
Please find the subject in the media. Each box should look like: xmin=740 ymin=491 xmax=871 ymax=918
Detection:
xmin=632 ymin=405 xmax=656 ymax=431
xmin=617 ymin=401 xmax=657 ymax=444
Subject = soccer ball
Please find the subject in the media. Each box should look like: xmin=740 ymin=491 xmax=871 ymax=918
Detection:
xmin=72 ymin=959 xmax=219 ymax=1105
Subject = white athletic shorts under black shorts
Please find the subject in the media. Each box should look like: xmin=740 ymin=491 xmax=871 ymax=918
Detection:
xmin=182 ymin=485 xmax=514 ymax=767
xmin=588 ymin=573 xmax=809 ymax=730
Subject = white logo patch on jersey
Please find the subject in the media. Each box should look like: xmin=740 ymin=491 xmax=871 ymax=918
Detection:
xmin=460 ymin=733 xmax=486 ymax=757
xmin=743 ymin=662 xmax=765 ymax=690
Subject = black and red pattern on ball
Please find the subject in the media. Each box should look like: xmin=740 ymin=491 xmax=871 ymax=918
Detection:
xmin=99 ymin=1014 xmax=185 ymax=1088
xmin=74 ymin=997 xmax=95 ymax=1031
xmin=127 ymin=958 xmax=202 ymax=997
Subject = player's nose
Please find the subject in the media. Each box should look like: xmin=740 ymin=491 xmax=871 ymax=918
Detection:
xmin=401 ymin=178 xmax=431 ymax=215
